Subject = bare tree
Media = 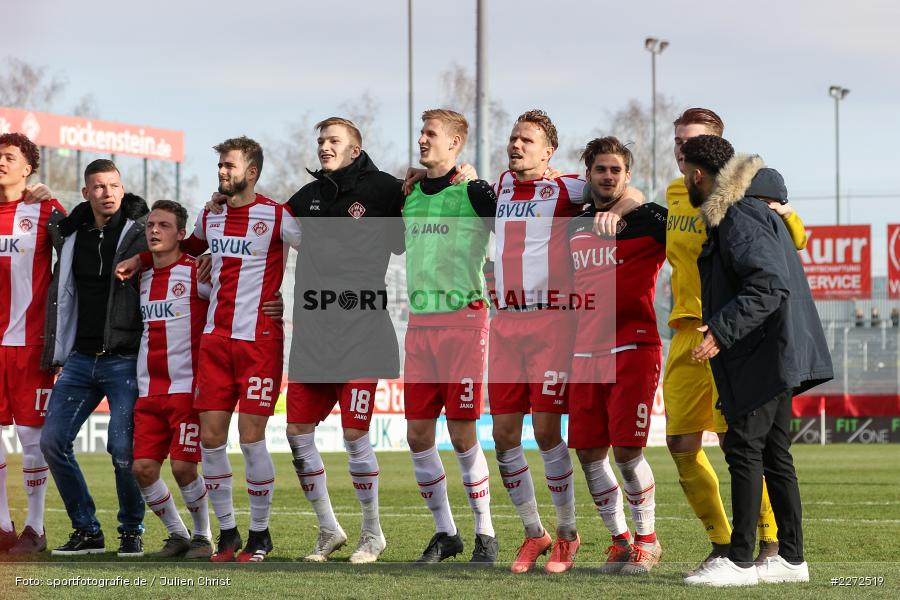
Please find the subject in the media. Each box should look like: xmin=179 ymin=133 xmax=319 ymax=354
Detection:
xmin=0 ymin=57 xmax=66 ymax=109
xmin=256 ymin=114 xmax=319 ymax=202
xmin=565 ymin=95 xmax=680 ymax=203
xmin=438 ymin=63 xmax=510 ymax=180
xmin=340 ymin=91 xmax=404 ymax=177
xmin=258 ymin=90 xmax=409 ymax=202
xmin=1 ymin=57 xmax=105 ymax=200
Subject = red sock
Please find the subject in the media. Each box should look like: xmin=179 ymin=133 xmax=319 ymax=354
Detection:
xmin=613 ymin=531 xmax=631 ymax=542
xmin=635 ymin=532 xmax=657 ymax=544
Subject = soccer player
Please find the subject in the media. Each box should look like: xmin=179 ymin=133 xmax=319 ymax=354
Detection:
xmin=662 ymin=108 xmax=808 ymax=572
xmin=0 ymin=133 xmax=64 ymax=555
xmin=568 ymin=137 xmax=666 ymax=575
xmin=403 ymin=109 xmax=497 ymax=564
xmin=127 ymin=200 xmax=213 ymax=559
xmin=487 ymin=110 xmax=586 ymax=574
xmin=121 ymin=137 xmax=301 ymax=562
xmin=189 ymin=137 xmax=300 ymax=563
xmin=282 ymin=118 xmax=403 ymax=564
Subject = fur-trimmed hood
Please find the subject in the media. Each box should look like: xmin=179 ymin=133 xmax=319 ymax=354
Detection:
xmin=701 ymin=154 xmax=763 ymax=228
xmin=701 ymin=154 xmax=788 ymax=228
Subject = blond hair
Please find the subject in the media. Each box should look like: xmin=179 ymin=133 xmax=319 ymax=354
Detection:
xmin=421 ymin=109 xmax=469 ymax=148
xmin=315 ymin=117 xmax=362 ymax=147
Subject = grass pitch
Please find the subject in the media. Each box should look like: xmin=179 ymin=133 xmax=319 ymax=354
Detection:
xmin=1 ymin=445 xmax=898 ymax=599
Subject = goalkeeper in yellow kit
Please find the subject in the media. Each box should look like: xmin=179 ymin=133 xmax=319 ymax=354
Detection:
xmin=663 ymin=108 xmax=808 ymax=573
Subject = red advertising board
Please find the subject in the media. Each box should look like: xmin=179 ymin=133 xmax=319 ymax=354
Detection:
xmin=0 ymin=106 xmax=184 ymax=162
xmin=799 ymin=225 xmax=871 ymax=299
xmin=889 ymin=224 xmax=900 ymax=299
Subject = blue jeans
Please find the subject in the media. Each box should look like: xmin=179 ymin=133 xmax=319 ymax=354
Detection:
xmin=40 ymin=352 xmax=145 ymax=534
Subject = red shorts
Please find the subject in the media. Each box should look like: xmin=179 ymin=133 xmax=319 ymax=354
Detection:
xmin=404 ymin=311 xmax=488 ymax=421
xmin=287 ymin=380 xmax=378 ymax=431
xmin=195 ymin=334 xmax=283 ymax=417
xmin=0 ymin=346 xmax=54 ymax=427
xmin=567 ymin=345 xmax=661 ymax=449
xmin=133 ymin=393 xmax=202 ymax=463
xmin=487 ymin=310 xmax=575 ymax=415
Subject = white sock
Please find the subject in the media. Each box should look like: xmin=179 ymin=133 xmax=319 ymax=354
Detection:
xmin=288 ymin=433 xmax=338 ymax=531
xmin=200 ymin=443 xmax=236 ymax=530
xmin=411 ymin=446 xmax=456 ymax=535
xmin=582 ymin=457 xmax=628 ymax=537
xmin=455 ymin=443 xmax=494 ymax=537
xmin=141 ymin=478 xmax=189 ymax=538
xmin=179 ymin=476 xmax=211 ymax=540
xmin=346 ymin=436 xmax=381 ymax=536
xmin=540 ymin=441 xmax=577 ymax=535
xmin=0 ymin=438 xmax=10 ymax=531
xmin=17 ymin=425 xmax=48 ymax=534
xmin=241 ymin=440 xmax=275 ymax=532
xmin=496 ymin=445 xmax=543 ymax=538
xmin=617 ymin=454 xmax=656 ymax=536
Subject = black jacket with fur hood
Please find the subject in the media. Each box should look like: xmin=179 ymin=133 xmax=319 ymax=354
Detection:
xmin=697 ymin=155 xmax=833 ymax=420
xmin=41 ymin=193 xmax=149 ymax=368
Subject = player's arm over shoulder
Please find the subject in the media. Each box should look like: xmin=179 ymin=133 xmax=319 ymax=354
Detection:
xmin=466 ymin=179 xmax=497 ymax=231
xmin=642 ymin=202 xmax=668 ymax=245
xmin=557 ymin=174 xmax=588 ymax=204
xmin=781 ymin=209 xmax=808 ymax=250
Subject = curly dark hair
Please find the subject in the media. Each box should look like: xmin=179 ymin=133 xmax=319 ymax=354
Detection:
xmin=581 ymin=136 xmax=633 ymax=171
xmin=516 ymin=109 xmax=559 ymax=150
xmin=680 ymin=135 xmax=734 ymax=175
xmin=0 ymin=132 xmax=40 ymax=174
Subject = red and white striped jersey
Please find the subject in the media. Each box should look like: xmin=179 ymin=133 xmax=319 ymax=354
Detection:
xmin=188 ymin=194 xmax=301 ymax=341
xmin=0 ymin=198 xmax=65 ymax=346
xmin=492 ymin=171 xmax=585 ymax=308
xmin=138 ymin=254 xmax=211 ymax=397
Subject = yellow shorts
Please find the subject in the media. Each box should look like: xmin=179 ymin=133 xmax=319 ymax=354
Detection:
xmin=663 ymin=320 xmax=728 ymax=435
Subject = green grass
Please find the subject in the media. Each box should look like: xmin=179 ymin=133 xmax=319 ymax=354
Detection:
xmin=2 ymin=445 xmax=899 ymax=599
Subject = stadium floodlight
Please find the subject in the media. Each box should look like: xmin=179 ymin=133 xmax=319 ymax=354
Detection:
xmin=645 ymin=37 xmax=669 ymax=203
xmin=829 ymin=85 xmax=850 ymax=224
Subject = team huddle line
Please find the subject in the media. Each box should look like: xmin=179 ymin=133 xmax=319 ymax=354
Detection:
xmin=0 ymin=106 xmax=832 ymax=588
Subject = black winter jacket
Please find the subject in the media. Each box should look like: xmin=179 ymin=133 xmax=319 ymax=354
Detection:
xmin=42 ymin=194 xmax=149 ymax=368
xmin=286 ymin=152 xmax=404 ymax=382
xmin=697 ymin=155 xmax=833 ymax=420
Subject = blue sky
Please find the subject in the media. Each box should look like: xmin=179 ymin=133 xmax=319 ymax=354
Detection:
xmin=10 ymin=0 xmax=900 ymax=272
